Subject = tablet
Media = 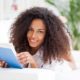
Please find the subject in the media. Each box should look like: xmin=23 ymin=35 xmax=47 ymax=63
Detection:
xmin=0 ymin=44 xmax=23 ymax=68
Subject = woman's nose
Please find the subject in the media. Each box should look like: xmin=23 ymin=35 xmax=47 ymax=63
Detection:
xmin=32 ymin=32 xmax=37 ymax=38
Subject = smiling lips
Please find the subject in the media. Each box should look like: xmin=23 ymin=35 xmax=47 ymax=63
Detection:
xmin=29 ymin=39 xmax=37 ymax=43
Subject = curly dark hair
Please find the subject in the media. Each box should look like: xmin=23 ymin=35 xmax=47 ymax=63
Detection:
xmin=10 ymin=7 xmax=71 ymax=63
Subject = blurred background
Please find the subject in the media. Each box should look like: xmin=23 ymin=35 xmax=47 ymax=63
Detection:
xmin=0 ymin=0 xmax=80 ymax=50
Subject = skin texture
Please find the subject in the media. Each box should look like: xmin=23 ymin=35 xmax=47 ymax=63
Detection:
xmin=27 ymin=19 xmax=46 ymax=50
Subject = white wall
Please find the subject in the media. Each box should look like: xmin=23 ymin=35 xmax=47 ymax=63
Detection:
xmin=0 ymin=19 xmax=14 ymax=43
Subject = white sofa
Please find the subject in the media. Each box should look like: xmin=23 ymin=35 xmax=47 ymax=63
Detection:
xmin=0 ymin=68 xmax=80 ymax=80
xmin=0 ymin=68 xmax=55 ymax=80
xmin=55 ymin=69 xmax=80 ymax=80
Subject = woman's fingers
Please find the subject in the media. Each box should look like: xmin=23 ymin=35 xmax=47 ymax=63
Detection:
xmin=19 ymin=58 xmax=27 ymax=64
xmin=17 ymin=52 xmax=29 ymax=65
xmin=0 ymin=61 xmax=2 ymax=67
xmin=17 ymin=52 xmax=28 ymax=58
xmin=0 ymin=60 xmax=7 ymax=67
xmin=17 ymin=52 xmax=37 ymax=68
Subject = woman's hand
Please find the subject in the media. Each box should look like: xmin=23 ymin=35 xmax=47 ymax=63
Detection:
xmin=0 ymin=60 xmax=7 ymax=68
xmin=17 ymin=52 xmax=38 ymax=68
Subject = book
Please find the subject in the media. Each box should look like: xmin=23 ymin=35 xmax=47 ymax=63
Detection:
xmin=0 ymin=43 xmax=23 ymax=68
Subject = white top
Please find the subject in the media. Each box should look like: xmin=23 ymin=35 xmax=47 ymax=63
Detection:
xmin=33 ymin=49 xmax=72 ymax=72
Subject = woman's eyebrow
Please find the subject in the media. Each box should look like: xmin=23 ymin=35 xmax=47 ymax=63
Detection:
xmin=30 ymin=27 xmax=45 ymax=31
xmin=37 ymin=29 xmax=46 ymax=32
xmin=30 ymin=25 xmax=46 ymax=30
xmin=38 ymin=29 xmax=45 ymax=30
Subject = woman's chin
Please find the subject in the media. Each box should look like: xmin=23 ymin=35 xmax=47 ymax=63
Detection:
xmin=29 ymin=44 xmax=37 ymax=48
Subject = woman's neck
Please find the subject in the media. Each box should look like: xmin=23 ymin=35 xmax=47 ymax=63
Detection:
xmin=30 ymin=48 xmax=39 ymax=55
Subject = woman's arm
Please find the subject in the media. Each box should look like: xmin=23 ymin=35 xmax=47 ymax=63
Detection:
xmin=63 ymin=53 xmax=77 ymax=70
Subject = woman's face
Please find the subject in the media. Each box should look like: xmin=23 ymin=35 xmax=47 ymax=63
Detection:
xmin=27 ymin=19 xmax=46 ymax=49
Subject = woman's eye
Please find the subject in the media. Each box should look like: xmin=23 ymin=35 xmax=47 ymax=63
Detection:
xmin=38 ymin=31 xmax=45 ymax=34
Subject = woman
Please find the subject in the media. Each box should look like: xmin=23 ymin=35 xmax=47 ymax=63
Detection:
xmin=0 ymin=7 xmax=76 ymax=71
